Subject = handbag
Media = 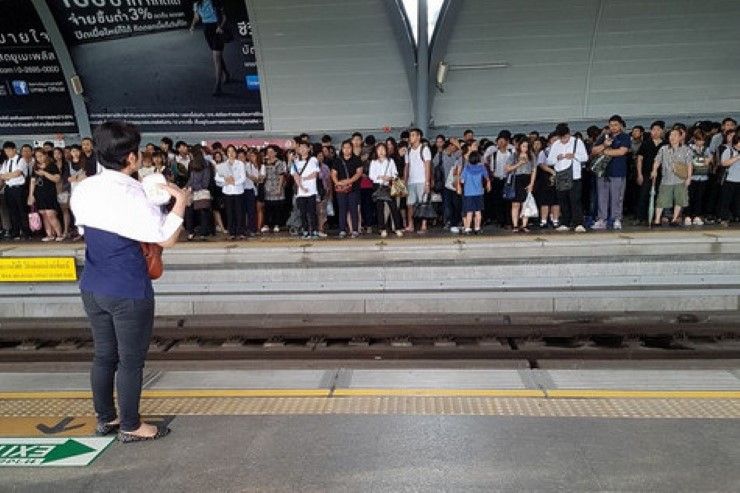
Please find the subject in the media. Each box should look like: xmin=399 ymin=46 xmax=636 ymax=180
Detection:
xmin=140 ymin=243 xmax=164 ymax=280
xmin=673 ymin=162 xmax=690 ymax=180
xmin=371 ymin=161 xmax=393 ymax=202
xmin=555 ymin=138 xmax=578 ymax=192
xmin=590 ymin=154 xmax=612 ymax=177
xmin=390 ymin=177 xmax=408 ymax=198
xmin=414 ymin=193 xmax=437 ymax=220
xmin=502 ymin=173 xmax=516 ymax=200
xmin=28 ymin=206 xmax=42 ymax=232
xmin=334 ymin=158 xmax=353 ymax=194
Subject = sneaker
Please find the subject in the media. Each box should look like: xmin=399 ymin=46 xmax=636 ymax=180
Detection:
xmin=574 ymin=225 xmax=587 ymax=233
xmin=261 ymin=226 xmax=270 ymax=233
xmin=302 ymin=232 xmax=310 ymax=239
xmin=41 ymin=236 xmax=55 ymax=242
xmin=318 ymin=232 xmax=328 ymax=238
xmin=539 ymin=220 xmax=547 ymax=228
xmin=55 ymin=236 xmax=65 ymax=242
xmin=395 ymin=230 xmax=404 ymax=237
xmin=473 ymin=228 xmax=482 ymax=235
xmin=613 ymin=219 xmax=622 ymax=230
xmin=339 ymin=231 xmax=347 ymax=238
xmin=556 ymin=225 xmax=570 ymax=232
xmin=464 ymin=228 xmax=472 ymax=235
xmin=380 ymin=230 xmax=388 ymax=238
xmin=684 ymin=217 xmax=692 ymax=227
xmin=552 ymin=220 xmax=560 ymax=228
xmin=693 ymin=217 xmax=704 ymax=226
xmin=310 ymin=231 xmax=320 ymax=239
xmin=450 ymin=226 xmax=460 ymax=234
xmin=273 ymin=226 xmax=280 ymax=233
xmin=351 ymin=231 xmax=360 ymax=239
xmin=591 ymin=219 xmax=607 ymax=230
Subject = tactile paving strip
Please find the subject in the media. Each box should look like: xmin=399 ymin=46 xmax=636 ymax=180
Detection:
xmin=0 ymin=397 xmax=738 ymax=419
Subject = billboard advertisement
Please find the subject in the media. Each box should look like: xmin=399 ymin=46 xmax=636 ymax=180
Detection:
xmin=0 ymin=0 xmax=78 ymax=135
xmin=48 ymin=0 xmax=264 ymax=132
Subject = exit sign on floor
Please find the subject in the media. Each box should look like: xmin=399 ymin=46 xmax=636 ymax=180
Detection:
xmin=0 ymin=437 xmax=114 ymax=467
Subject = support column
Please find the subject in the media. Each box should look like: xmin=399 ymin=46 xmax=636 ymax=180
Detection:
xmin=31 ymin=0 xmax=91 ymax=137
xmin=416 ymin=0 xmax=429 ymax=135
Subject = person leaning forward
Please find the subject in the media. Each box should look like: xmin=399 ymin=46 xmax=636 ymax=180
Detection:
xmin=71 ymin=121 xmax=190 ymax=443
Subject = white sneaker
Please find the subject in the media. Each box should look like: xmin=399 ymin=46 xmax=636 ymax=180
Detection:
xmin=339 ymin=231 xmax=347 ymax=238
xmin=613 ymin=219 xmax=622 ymax=230
xmin=450 ymin=226 xmax=460 ymax=234
xmin=574 ymin=225 xmax=587 ymax=233
xmin=693 ymin=217 xmax=704 ymax=226
xmin=556 ymin=225 xmax=570 ymax=232
xmin=261 ymin=226 xmax=270 ymax=233
xmin=380 ymin=230 xmax=388 ymax=238
xmin=684 ymin=217 xmax=692 ymax=227
xmin=591 ymin=220 xmax=607 ymax=230
xmin=395 ymin=230 xmax=404 ymax=237
xmin=273 ymin=226 xmax=280 ymax=233
xmin=318 ymin=232 xmax=327 ymax=238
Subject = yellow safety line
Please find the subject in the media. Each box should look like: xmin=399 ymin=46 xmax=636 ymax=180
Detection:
xmin=1 ymin=389 xmax=738 ymax=400
xmin=547 ymin=390 xmax=740 ymax=399
xmin=332 ymin=389 xmax=545 ymax=397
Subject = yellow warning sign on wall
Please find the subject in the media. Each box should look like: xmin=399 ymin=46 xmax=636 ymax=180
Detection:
xmin=0 ymin=257 xmax=77 ymax=282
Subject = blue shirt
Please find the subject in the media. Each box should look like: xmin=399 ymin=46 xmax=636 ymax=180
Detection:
xmin=598 ymin=132 xmax=631 ymax=178
xmin=195 ymin=0 xmax=219 ymax=24
xmin=460 ymin=164 xmax=486 ymax=197
xmin=80 ymin=227 xmax=153 ymax=300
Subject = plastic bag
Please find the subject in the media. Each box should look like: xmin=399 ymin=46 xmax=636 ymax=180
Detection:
xmin=520 ymin=192 xmax=538 ymax=218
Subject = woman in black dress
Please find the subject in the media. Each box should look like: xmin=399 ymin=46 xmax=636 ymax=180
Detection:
xmin=27 ymin=148 xmax=63 ymax=241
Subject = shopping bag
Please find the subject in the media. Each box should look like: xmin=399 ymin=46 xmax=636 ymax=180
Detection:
xmin=520 ymin=192 xmax=538 ymax=218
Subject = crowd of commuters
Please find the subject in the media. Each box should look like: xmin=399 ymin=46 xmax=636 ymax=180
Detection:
xmin=1 ymin=115 xmax=738 ymax=242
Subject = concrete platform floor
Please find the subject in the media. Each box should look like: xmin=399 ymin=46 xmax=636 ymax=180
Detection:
xmin=2 ymin=415 xmax=739 ymax=492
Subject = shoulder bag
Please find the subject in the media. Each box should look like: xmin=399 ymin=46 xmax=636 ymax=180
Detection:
xmin=140 ymin=242 xmax=164 ymax=280
xmin=555 ymin=139 xmax=578 ymax=192
xmin=334 ymin=158 xmax=353 ymax=194
xmin=371 ymin=160 xmax=393 ymax=202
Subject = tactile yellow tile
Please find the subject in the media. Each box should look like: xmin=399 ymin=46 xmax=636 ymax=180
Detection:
xmin=0 ymin=397 xmax=738 ymax=419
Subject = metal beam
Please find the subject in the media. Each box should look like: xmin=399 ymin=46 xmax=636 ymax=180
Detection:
xmin=31 ymin=0 xmax=91 ymax=137
xmin=428 ymin=0 xmax=462 ymax=129
xmin=382 ymin=0 xmax=418 ymax=125
xmin=416 ymin=0 xmax=429 ymax=135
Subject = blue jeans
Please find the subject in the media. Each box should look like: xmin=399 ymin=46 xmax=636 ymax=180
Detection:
xmin=82 ymin=292 xmax=154 ymax=432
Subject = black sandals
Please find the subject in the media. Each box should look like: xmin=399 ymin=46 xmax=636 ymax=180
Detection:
xmin=117 ymin=426 xmax=171 ymax=444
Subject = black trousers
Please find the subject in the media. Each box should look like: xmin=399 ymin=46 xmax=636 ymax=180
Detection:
xmin=264 ymin=200 xmax=285 ymax=228
xmin=5 ymin=185 xmax=30 ymax=237
xmin=185 ymin=205 xmax=212 ymax=236
xmin=297 ymin=195 xmax=318 ymax=233
xmin=244 ymin=189 xmax=257 ymax=234
xmin=485 ymin=177 xmax=509 ymax=226
xmin=360 ymin=188 xmax=376 ymax=228
xmin=719 ymin=181 xmax=740 ymax=221
xmin=336 ymin=190 xmax=360 ymax=233
xmin=686 ymin=180 xmax=708 ymax=217
xmin=223 ymin=193 xmax=246 ymax=236
xmin=82 ymin=292 xmax=154 ymax=432
xmin=636 ymin=179 xmax=655 ymax=223
xmin=375 ymin=197 xmax=403 ymax=231
xmin=557 ymin=179 xmax=584 ymax=228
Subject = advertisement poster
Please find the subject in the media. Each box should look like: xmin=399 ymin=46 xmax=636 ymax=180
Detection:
xmin=0 ymin=0 xmax=78 ymax=135
xmin=48 ymin=0 xmax=264 ymax=132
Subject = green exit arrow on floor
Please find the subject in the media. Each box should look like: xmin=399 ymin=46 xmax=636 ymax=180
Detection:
xmin=0 ymin=437 xmax=113 ymax=467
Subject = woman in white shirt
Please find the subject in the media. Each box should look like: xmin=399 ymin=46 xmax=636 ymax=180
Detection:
xmin=71 ymin=121 xmax=188 ymax=443
xmin=369 ymin=143 xmax=403 ymax=237
xmin=290 ymin=141 xmax=320 ymax=239
xmin=214 ymin=145 xmax=247 ymax=239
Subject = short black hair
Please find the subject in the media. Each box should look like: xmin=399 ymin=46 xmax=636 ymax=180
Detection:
xmin=161 ymin=137 xmax=173 ymax=147
xmin=632 ymin=125 xmax=645 ymax=133
xmin=409 ymin=127 xmax=423 ymax=138
xmin=468 ymin=150 xmax=481 ymax=164
xmin=555 ymin=123 xmax=570 ymax=137
xmin=435 ymin=134 xmax=446 ymax=141
xmin=81 ymin=137 xmax=93 ymax=143
xmin=93 ymin=121 xmax=141 ymax=171
xmin=463 ymin=129 xmax=474 ymax=136
xmin=650 ymin=120 xmax=665 ymax=130
xmin=609 ymin=114 xmax=626 ymax=126
xmin=43 ymin=141 xmax=54 ymax=147
xmin=351 ymin=131 xmax=363 ymax=140
xmin=364 ymin=134 xmax=376 ymax=146
xmin=21 ymin=144 xmax=32 ymax=151
xmin=399 ymin=130 xmax=410 ymax=140
xmin=722 ymin=117 xmax=737 ymax=126
xmin=321 ymin=134 xmax=332 ymax=144
xmin=2 ymin=141 xmax=16 ymax=150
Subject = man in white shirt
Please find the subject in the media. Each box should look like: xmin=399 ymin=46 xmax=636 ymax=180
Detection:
xmin=483 ymin=130 xmax=515 ymax=227
xmin=546 ymin=123 xmax=589 ymax=233
xmin=403 ymin=128 xmax=432 ymax=233
xmin=0 ymin=141 xmax=31 ymax=239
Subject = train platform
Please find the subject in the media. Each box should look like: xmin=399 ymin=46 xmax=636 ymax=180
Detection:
xmin=0 ymin=363 xmax=738 ymax=491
